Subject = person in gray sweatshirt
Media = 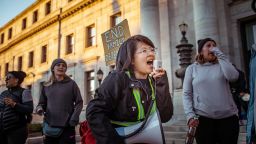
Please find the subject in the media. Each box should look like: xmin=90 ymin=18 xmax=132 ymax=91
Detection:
xmin=183 ymin=38 xmax=239 ymax=144
xmin=36 ymin=58 xmax=83 ymax=144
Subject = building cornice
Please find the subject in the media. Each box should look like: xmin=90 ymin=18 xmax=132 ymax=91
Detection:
xmin=0 ymin=0 xmax=42 ymax=31
xmin=0 ymin=0 xmax=99 ymax=53
xmin=61 ymin=0 xmax=98 ymax=19
xmin=0 ymin=15 xmax=59 ymax=53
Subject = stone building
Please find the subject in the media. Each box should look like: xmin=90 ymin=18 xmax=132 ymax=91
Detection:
xmin=0 ymin=0 xmax=255 ymax=121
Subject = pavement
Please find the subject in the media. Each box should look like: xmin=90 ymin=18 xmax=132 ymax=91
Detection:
xmin=26 ymin=135 xmax=81 ymax=144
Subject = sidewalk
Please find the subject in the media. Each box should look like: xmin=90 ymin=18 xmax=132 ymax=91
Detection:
xmin=26 ymin=135 xmax=81 ymax=144
xmin=27 ymin=114 xmax=82 ymax=144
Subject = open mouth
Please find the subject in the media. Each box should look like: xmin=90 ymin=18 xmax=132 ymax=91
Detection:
xmin=208 ymin=52 xmax=214 ymax=56
xmin=57 ymin=69 xmax=65 ymax=72
xmin=147 ymin=59 xmax=153 ymax=66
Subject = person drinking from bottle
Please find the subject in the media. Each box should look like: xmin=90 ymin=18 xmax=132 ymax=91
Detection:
xmin=86 ymin=35 xmax=173 ymax=144
xmin=183 ymin=38 xmax=239 ymax=144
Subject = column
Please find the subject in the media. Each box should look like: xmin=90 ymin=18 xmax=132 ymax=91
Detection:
xmin=140 ymin=0 xmax=161 ymax=58
xmin=193 ymin=0 xmax=220 ymax=43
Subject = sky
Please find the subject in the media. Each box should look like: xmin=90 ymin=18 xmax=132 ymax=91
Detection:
xmin=0 ymin=0 xmax=36 ymax=27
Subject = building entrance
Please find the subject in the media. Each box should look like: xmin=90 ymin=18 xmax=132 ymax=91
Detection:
xmin=240 ymin=15 xmax=256 ymax=90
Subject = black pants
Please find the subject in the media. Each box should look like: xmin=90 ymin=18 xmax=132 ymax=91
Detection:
xmin=44 ymin=126 xmax=76 ymax=144
xmin=0 ymin=126 xmax=28 ymax=144
xmin=195 ymin=115 xmax=239 ymax=144
xmin=240 ymin=99 xmax=248 ymax=119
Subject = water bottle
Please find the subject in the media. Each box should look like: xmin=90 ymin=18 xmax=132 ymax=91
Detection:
xmin=185 ymin=117 xmax=198 ymax=144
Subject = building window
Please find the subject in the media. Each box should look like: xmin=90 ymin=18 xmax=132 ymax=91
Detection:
xmin=85 ymin=71 xmax=95 ymax=104
xmin=8 ymin=28 xmax=12 ymax=39
xmin=41 ymin=45 xmax=47 ymax=63
xmin=22 ymin=18 xmax=27 ymax=30
xmin=18 ymin=56 xmax=23 ymax=71
xmin=66 ymin=34 xmax=74 ymax=54
xmin=45 ymin=1 xmax=51 ymax=15
xmin=5 ymin=63 xmax=9 ymax=76
xmin=33 ymin=10 xmax=38 ymax=23
xmin=28 ymin=51 xmax=34 ymax=68
xmin=0 ymin=33 xmax=4 ymax=44
xmin=87 ymin=25 xmax=96 ymax=47
xmin=111 ymin=13 xmax=122 ymax=27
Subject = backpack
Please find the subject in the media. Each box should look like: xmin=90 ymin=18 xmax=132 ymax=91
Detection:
xmin=79 ymin=120 xmax=96 ymax=144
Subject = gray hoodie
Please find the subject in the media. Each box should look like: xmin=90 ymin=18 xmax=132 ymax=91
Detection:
xmin=183 ymin=47 xmax=239 ymax=121
xmin=37 ymin=76 xmax=83 ymax=127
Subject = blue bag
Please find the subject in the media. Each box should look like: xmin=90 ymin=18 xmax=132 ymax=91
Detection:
xmin=42 ymin=121 xmax=63 ymax=137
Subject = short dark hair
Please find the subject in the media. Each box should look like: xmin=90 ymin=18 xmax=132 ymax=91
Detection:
xmin=115 ymin=35 xmax=154 ymax=72
xmin=7 ymin=71 xmax=27 ymax=85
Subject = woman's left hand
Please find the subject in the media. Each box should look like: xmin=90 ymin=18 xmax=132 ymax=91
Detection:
xmin=4 ymin=97 xmax=17 ymax=108
xmin=150 ymin=68 xmax=166 ymax=80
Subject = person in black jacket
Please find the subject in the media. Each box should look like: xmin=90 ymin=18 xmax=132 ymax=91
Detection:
xmin=86 ymin=35 xmax=173 ymax=144
xmin=36 ymin=58 xmax=83 ymax=144
xmin=229 ymin=65 xmax=248 ymax=124
xmin=0 ymin=71 xmax=33 ymax=144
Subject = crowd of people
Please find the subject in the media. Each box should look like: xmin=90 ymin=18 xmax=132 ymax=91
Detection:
xmin=0 ymin=35 xmax=255 ymax=144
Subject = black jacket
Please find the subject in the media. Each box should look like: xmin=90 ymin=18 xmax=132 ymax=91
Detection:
xmin=229 ymin=69 xmax=246 ymax=95
xmin=86 ymin=71 xmax=173 ymax=144
xmin=0 ymin=87 xmax=33 ymax=131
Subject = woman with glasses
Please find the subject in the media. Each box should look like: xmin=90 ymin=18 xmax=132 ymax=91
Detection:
xmin=86 ymin=35 xmax=173 ymax=143
xmin=183 ymin=38 xmax=239 ymax=144
xmin=36 ymin=58 xmax=83 ymax=144
xmin=0 ymin=71 xmax=33 ymax=144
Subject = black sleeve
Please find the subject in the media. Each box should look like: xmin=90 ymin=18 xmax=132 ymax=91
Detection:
xmin=155 ymin=73 xmax=173 ymax=123
xmin=13 ymin=89 xmax=33 ymax=114
xmin=14 ymin=101 xmax=33 ymax=114
xmin=69 ymin=81 xmax=83 ymax=125
xmin=239 ymin=71 xmax=247 ymax=92
xmin=86 ymin=73 xmax=125 ymax=144
xmin=37 ymin=86 xmax=47 ymax=111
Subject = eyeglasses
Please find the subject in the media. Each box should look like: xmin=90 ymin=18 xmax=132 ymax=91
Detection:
xmin=5 ymin=75 xmax=15 ymax=81
xmin=135 ymin=47 xmax=157 ymax=55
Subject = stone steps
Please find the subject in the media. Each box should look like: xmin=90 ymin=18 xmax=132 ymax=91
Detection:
xmin=162 ymin=121 xmax=246 ymax=144
xmin=26 ymin=124 xmax=247 ymax=144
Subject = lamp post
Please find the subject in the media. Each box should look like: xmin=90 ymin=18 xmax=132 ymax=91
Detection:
xmin=179 ymin=22 xmax=188 ymax=44
xmin=175 ymin=22 xmax=193 ymax=87
xmin=28 ymin=72 xmax=36 ymax=96
xmin=96 ymin=68 xmax=104 ymax=86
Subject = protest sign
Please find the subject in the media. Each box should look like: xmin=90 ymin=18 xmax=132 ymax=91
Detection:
xmin=101 ymin=19 xmax=131 ymax=65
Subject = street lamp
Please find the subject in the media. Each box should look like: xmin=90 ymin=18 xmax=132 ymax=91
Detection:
xmin=179 ymin=22 xmax=188 ymax=43
xmin=96 ymin=68 xmax=104 ymax=85
xmin=175 ymin=22 xmax=193 ymax=88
